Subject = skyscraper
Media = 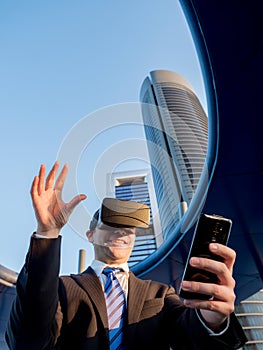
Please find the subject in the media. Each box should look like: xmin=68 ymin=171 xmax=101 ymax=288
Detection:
xmin=106 ymin=169 xmax=162 ymax=266
xmin=140 ymin=70 xmax=208 ymax=239
xmin=0 ymin=265 xmax=17 ymax=350
xmin=235 ymin=289 xmax=263 ymax=348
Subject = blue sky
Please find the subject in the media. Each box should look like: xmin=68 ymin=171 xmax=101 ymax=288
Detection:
xmin=0 ymin=0 xmax=207 ymax=275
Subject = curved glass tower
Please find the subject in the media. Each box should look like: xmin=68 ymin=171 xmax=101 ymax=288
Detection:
xmin=140 ymin=70 xmax=208 ymax=239
xmin=0 ymin=265 xmax=17 ymax=349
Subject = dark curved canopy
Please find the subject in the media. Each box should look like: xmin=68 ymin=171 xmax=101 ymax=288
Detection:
xmin=134 ymin=0 xmax=263 ymax=303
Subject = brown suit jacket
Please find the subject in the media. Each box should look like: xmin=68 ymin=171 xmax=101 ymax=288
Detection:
xmin=6 ymin=236 xmax=247 ymax=350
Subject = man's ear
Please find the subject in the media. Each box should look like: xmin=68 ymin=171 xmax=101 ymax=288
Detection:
xmin=86 ymin=230 xmax=94 ymax=243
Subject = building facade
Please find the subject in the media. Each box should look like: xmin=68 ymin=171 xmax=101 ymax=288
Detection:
xmin=106 ymin=169 xmax=162 ymax=266
xmin=235 ymin=289 xmax=263 ymax=348
xmin=140 ymin=70 xmax=208 ymax=239
xmin=0 ymin=265 xmax=17 ymax=350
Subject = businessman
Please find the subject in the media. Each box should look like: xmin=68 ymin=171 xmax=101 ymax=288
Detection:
xmin=6 ymin=162 xmax=247 ymax=349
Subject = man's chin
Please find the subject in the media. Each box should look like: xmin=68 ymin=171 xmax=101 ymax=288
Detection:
xmin=107 ymin=244 xmax=132 ymax=257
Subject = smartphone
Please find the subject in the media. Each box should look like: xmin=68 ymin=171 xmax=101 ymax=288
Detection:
xmin=179 ymin=213 xmax=232 ymax=300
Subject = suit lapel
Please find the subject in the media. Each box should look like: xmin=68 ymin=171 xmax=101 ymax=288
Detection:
xmin=70 ymin=267 xmax=108 ymax=329
xmin=127 ymin=272 xmax=150 ymax=324
xmin=70 ymin=268 xmax=151 ymax=348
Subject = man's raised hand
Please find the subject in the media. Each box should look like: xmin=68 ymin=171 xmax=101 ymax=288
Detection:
xmin=30 ymin=161 xmax=86 ymax=238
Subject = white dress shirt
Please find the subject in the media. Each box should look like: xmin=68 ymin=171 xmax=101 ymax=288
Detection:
xmin=90 ymin=259 xmax=129 ymax=301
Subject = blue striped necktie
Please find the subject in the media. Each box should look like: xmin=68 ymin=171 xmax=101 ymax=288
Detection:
xmin=103 ymin=267 xmax=126 ymax=350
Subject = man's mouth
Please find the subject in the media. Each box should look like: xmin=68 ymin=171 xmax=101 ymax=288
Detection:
xmin=103 ymin=238 xmax=132 ymax=248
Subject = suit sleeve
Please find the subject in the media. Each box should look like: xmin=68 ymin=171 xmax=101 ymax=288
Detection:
xmin=6 ymin=235 xmax=63 ymax=350
xmin=164 ymin=287 xmax=247 ymax=349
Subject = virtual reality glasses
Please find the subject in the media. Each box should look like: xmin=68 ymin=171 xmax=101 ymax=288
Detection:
xmin=89 ymin=198 xmax=150 ymax=230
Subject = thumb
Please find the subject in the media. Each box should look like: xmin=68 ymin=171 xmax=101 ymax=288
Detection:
xmin=67 ymin=194 xmax=87 ymax=212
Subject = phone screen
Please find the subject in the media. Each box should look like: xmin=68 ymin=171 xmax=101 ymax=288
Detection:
xmin=179 ymin=213 xmax=232 ymax=300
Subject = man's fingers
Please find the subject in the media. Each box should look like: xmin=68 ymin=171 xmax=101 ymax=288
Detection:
xmin=54 ymin=163 xmax=69 ymax=194
xmin=30 ymin=175 xmax=39 ymax=200
xmin=184 ymin=297 xmax=235 ymax=316
xmin=189 ymin=257 xmax=234 ymax=287
xmin=182 ymin=280 xmax=235 ymax=302
xmin=182 ymin=280 xmax=236 ymax=316
xmin=38 ymin=164 xmax=46 ymax=195
xmin=190 ymin=244 xmax=236 ymax=275
xmin=183 ymin=282 xmax=236 ymax=315
xmin=45 ymin=161 xmax=60 ymax=190
xmin=209 ymin=243 xmax=236 ymax=272
xmin=31 ymin=162 xmax=64 ymax=198
xmin=31 ymin=162 xmax=85 ymax=220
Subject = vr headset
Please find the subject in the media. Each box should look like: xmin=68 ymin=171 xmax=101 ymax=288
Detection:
xmin=89 ymin=198 xmax=150 ymax=230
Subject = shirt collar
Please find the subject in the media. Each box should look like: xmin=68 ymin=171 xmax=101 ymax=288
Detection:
xmin=90 ymin=259 xmax=129 ymax=276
